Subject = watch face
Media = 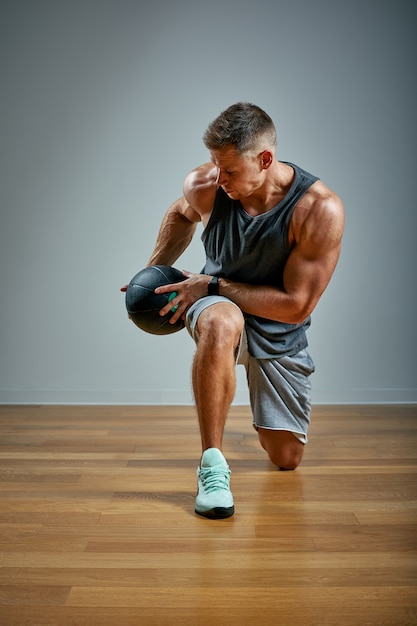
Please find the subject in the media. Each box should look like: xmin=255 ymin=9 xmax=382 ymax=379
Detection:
xmin=208 ymin=276 xmax=219 ymax=296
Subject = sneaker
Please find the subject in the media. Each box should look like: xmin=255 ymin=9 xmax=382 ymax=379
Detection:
xmin=195 ymin=448 xmax=234 ymax=519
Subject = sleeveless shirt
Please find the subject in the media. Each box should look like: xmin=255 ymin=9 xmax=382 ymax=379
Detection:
xmin=201 ymin=162 xmax=319 ymax=358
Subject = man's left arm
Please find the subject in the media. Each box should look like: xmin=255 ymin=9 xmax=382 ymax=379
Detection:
xmin=217 ymin=192 xmax=345 ymax=324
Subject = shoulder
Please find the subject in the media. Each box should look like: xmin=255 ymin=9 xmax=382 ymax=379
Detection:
xmin=183 ymin=163 xmax=218 ymax=218
xmin=312 ymin=182 xmax=344 ymax=240
xmin=291 ymin=180 xmax=344 ymax=245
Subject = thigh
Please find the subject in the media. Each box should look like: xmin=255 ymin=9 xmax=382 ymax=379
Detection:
xmin=245 ymin=349 xmax=315 ymax=443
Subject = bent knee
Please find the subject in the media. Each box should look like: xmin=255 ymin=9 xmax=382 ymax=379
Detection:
xmin=258 ymin=429 xmax=304 ymax=470
xmin=197 ymin=302 xmax=244 ymax=343
xmin=271 ymin=449 xmax=303 ymax=470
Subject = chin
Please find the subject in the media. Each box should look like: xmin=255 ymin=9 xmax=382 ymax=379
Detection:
xmin=223 ymin=188 xmax=239 ymax=199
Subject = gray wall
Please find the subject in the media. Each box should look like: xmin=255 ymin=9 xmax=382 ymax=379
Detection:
xmin=1 ymin=0 xmax=416 ymax=404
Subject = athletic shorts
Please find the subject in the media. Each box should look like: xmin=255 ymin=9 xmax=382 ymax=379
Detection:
xmin=186 ymin=295 xmax=315 ymax=444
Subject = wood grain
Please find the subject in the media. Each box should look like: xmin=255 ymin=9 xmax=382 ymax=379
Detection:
xmin=0 ymin=404 xmax=416 ymax=625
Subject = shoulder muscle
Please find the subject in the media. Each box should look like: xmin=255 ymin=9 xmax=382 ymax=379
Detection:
xmin=291 ymin=182 xmax=344 ymax=252
xmin=184 ymin=163 xmax=218 ymax=220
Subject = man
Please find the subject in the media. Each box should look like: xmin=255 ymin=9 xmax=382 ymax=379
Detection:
xmin=125 ymin=102 xmax=344 ymax=520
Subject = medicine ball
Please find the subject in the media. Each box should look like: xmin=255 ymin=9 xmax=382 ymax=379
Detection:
xmin=125 ymin=265 xmax=186 ymax=335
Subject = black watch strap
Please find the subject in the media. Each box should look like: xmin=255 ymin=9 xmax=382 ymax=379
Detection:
xmin=208 ymin=276 xmax=219 ymax=296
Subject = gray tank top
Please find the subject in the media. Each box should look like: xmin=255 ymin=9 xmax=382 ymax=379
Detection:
xmin=201 ymin=162 xmax=319 ymax=358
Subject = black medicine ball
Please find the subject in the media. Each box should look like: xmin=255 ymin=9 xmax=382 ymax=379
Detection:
xmin=125 ymin=265 xmax=186 ymax=335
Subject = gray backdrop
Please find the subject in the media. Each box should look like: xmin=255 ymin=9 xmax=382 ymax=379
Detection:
xmin=1 ymin=0 xmax=416 ymax=404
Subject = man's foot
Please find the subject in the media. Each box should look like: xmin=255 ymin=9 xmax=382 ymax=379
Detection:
xmin=195 ymin=448 xmax=234 ymax=519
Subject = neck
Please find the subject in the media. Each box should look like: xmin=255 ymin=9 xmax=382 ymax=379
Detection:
xmin=241 ymin=161 xmax=295 ymax=216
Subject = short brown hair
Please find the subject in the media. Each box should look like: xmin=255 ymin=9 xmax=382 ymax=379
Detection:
xmin=203 ymin=102 xmax=277 ymax=154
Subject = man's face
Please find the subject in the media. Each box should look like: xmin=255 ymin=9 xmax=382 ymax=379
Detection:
xmin=210 ymin=145 xmax=265 ymax=200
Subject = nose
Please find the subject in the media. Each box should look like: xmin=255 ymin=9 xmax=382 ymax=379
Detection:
xmin=216 ymin=168 xmax=227 ymax=186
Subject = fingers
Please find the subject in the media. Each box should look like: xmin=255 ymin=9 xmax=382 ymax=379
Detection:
xmin=159 ymin=293 xmax=185 ymax=323
xmin=157 ymin=272 xmax=212 ymax=323
xmin=154 ymin=269 xmax=193 ymax=296
xmin=154 ymin=280 xmax=188 ymax=325
xmin=154 ymin=281 xmax=184 ymax=295
xmin=156 ymin=271 xmax=199 ymax=323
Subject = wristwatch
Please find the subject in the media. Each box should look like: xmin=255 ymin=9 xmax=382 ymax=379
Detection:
xmin=207 ymin=276 xmax=219 ymax=296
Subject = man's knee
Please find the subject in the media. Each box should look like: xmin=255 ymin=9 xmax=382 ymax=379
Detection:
xmin=258 ymin=428 xmax=305 ymax=470
xmin=196 ymin=303 xmax=244 ymax=346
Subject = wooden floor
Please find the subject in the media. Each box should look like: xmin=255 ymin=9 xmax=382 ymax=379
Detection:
xmin=0 ymin=404 xmax=416 ymax=626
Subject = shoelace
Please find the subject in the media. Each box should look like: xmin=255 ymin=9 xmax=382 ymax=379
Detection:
xmin=199 ymin=465 xmax=231 ymax=493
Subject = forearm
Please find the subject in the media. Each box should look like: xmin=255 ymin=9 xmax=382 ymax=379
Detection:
xmin=218 ymin=278 xmax=311 ymax=325
xmin=147 ymin=207 xmax=197 ymax=267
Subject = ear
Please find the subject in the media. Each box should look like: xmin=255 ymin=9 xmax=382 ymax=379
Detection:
xmin=260 ymin=150 xmax=273 ymax=170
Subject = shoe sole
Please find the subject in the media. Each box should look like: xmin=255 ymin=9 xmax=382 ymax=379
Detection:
xmin=195 ymin=505 xmax=235 ymax=520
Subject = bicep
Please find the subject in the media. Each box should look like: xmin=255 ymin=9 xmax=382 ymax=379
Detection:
xmin=170 ymin=196 xmax=201 ymax=224
xmin=284 ymin=204 xmax=344 ymax=318
xmin=284 ymin=242 xmax=340 ymax=313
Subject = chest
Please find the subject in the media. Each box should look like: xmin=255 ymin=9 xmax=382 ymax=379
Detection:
xmin=202 ymin=202 xmax=293 ymax=285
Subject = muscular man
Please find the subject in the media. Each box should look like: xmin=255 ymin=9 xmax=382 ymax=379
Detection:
xmin=127 ymin=103 xmax=344 ymax=519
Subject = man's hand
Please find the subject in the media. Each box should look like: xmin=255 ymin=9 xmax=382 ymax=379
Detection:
xmin=155 ymin=271 xmax=211 ymax=324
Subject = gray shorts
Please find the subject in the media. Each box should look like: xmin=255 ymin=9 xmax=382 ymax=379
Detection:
xmin=186 ymin=296 xmax=315 ymax=444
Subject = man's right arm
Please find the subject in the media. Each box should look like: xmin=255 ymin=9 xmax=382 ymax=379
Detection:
xmin=147 ymin=195 xmax=201 ymax=267
xmin=147 ymin=163 xmax=217 ymax=267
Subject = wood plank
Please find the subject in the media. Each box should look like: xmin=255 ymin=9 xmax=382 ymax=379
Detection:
xmin=0 ymin=584 xmax=70 ymax=606
xmin=0 ymin=605 xmax=414 ymax=626
xmin=1 ymin=550 xmax=415 ymax=570
xmin=65 ymin=585 xmax=417 ymax=608
xmin=1 ymin=564 xmax=416 ymax=587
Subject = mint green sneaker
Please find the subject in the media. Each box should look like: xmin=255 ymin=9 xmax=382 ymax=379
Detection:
xmin=195 ymin=448 xmax=234 ymax=519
